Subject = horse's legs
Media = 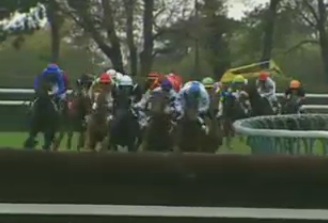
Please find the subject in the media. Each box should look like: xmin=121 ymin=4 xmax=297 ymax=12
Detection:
xmin=77 ymin=131 xmax=85 ymax=151
xmin=66 ymin=130 xmax=73 ymax=150
xmin=172 ymin=123 xmax=181 ymax=153
xmin=43 ymin=129 xmax=56 ymax=151
xmin=23 ymin=114 xmax=39 ymax=149
xmin=53 ymin=129 xmax=64 ymax=151
xmin=223 ymin=120 xmax=233 ymax=150
xmin=24 ymin=127 xmax=38 ymax=149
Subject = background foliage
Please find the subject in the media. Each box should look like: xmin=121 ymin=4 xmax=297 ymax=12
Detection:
xmin=0 ymin=0 xmax=327 ymax=91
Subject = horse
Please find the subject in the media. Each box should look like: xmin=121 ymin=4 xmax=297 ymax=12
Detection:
xmin=201 ymin=91 xmax=223 ymax=153
xmin=108 ymin=87 xmax=141 ymax=152
xmin=281 ymin=94 xmax=302 ymax=114
xmin=23 ymin=82 xmax=60 ymax=150
xmin=219 ymin=91 xmax=250 ymax=150
xmin=247 ymin=85 xmax=276 ymax=116
xmin=174 ymin=96 xmax=205 ymax=152
xmin=142 ymin=90 xmax=174 ymax=152
xmin=52 ymin=88 xmax=92 ymax=151
xmin=84 ymin=90 xmax=110 ymax=151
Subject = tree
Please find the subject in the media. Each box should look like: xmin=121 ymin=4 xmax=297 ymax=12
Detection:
xmin=0 ymin=0 xmax=65 ymax=63
xmin=199 ymin=0 xmax=232 ymax=78
xmin=261 ymin=0 xmax=281 ymax=61
xmin=293 ymin=0 xmax=328 ymax=82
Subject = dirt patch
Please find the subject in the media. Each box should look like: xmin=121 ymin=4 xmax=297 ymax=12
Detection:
xmin=0 ymin=148 xmax=327 ymax=208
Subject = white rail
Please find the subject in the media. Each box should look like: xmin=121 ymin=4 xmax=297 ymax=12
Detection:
xmin=0 ymin=203 xmax=328 ymax=220
xmin=0 ymin=88 xmax=324 ymax=98
xmin=233 ymin=114 xmax=328 ymax=138
xmin=0 ymin=88 xmax=73 ymax=94
xmin=0 ymin=88 xmax=327 ymax=109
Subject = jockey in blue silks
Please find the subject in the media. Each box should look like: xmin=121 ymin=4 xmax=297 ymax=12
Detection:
xmin=33 ymin=64 xmax=67 ymax=110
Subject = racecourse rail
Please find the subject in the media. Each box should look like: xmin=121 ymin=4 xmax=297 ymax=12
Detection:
xmin=0 ymin=88 xmax=327 ymax=111
xmin=0 ymin=203 xmax=328 ymax=221
xmin=233 ymin=114 xmax=328 ymax=155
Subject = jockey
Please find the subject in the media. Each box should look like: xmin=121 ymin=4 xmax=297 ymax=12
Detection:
xmin=256 ymin=71 xmax=280 ymax=112
xmin=34 ymin=64 xmax=67 ymax=105
xmin=91 ymin=73 xmax=113 ymax=111
xmin=230 ymin=75 xmax=248 ymax=92
xmin=284 ymin=79 xmax=305 ymax=111
xmin=176 ymin=81 xmax=210 ymax=133
xmin=111 ymin=75 xmax=135 ymax=113
xmin=155 ymin=78 xmax=179 ymax=113
xmin=202 ymin=77 xmax=215 ymax=94
xmin=166 ymin=72 xmax=183 ymax=93
xmin=135 ymin=78 xmax=178 ymax=129
xmin=285 ymin=80 xmax=305 ymax=98
xmin=217 ymin=75 xmax=251 ymax=118
xmin=76 ymin=73 xmax=94 ymax=92
xmin=145 ymin=72 xmax=164 ymax=92
xmin=106 ymin=69 xmax=124 ymax=86
xmin=213 ymin=81 xmax=222 ymax=94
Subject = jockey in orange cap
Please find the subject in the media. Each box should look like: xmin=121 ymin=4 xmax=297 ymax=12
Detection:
xmin=166 ymin=71 xmax=183 ymax=93
xmin=145 ymin=72 xmax=164 ymax=92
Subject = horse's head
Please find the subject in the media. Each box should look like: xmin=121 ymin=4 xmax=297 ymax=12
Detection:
xmin=94 ymin=91 xmax=109 ymax=113
xmin=149 ymin=91 xmax=170 ymax=116
xmin=184 ymin=94 xmax=199 ymax=121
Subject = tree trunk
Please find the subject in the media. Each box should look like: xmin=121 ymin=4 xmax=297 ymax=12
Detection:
xmin=124 ymin=0 xmax=138 ymax=76
xmin=261 ymin=0 xmax=280 ymax=61
xmin=101 ymin=0 xmax=124 ymax=72
xmin=317 ymin=0 xmax=328 ymax=82
xmin=47 ymin=2 xmax=62 ymax=63
xmin=140 ymin=0 xmax=154 ymax=76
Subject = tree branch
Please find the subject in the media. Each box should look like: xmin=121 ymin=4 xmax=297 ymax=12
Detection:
xmin=302 ymin=0 xmax=319 ymax=24
xmin=284 ymin=39 xmax=319 ymax=54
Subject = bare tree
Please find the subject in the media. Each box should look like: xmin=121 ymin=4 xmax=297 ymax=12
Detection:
xmin=261 ymin=0 xmax=281 ymax=61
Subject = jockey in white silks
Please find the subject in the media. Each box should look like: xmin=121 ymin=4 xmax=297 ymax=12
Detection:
xmin=135 ymin=78 xmax=178 ymax=129
xmin=255 ymin=71 xmax=280 ymax=112
xmin=176 ymin=81 xmax=210 ymax=133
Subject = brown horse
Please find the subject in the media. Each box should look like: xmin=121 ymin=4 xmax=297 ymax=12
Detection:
xmin=201 ymin=91 xmax=223 ymax=153
xmin=51 ymin=89 xmax=92 ymax=151
xmin=85 ymin=91 xmax=111 ymax=151
xmin=142 ymin=90 xmax=174 ymax=152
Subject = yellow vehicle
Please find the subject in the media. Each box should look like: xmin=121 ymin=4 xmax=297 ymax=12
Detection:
xmin=220 ymin=60 xmax=284 ymax=83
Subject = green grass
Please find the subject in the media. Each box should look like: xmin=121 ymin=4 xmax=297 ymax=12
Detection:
xmin=0 ymin=132 xmax=79 ymax=151
xmin=2 ymin=132 xmax=325 ymax=155
xmin=0 ymin=132 xmax=252 ymax=154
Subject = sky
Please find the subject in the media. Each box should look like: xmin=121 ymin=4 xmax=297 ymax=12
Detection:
xmin=227 ymin=0 xmax=269 ymax=20
xmin=3 ymin=0 xmax=270 ymax=29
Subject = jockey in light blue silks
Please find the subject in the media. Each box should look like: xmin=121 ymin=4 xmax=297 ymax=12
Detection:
xmin=33 ymin=64 xmax=67 ymax=110
xmin=176 ymin=81 xmax=210 ymax=133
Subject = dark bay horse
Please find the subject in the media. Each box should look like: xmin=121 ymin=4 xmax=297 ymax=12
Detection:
xmin=175 ymin=95 xmax=204 ymax=152
xmin=220 ymin=91 xmax=250 ymax=149
xmin=142 ymin=90 xmax=174 ymax=152
xmin=282 ymin=94 xmax=302 ymax=114
xmin=247 ymin=83 xmax=276 ymax=116
xmin=109 ymin=87 xmax=141 ymax=152
xmin=201 ymin=91 xmax=223 ymax=153
xmin=24 ymin=82 xmax=60 ymax=150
